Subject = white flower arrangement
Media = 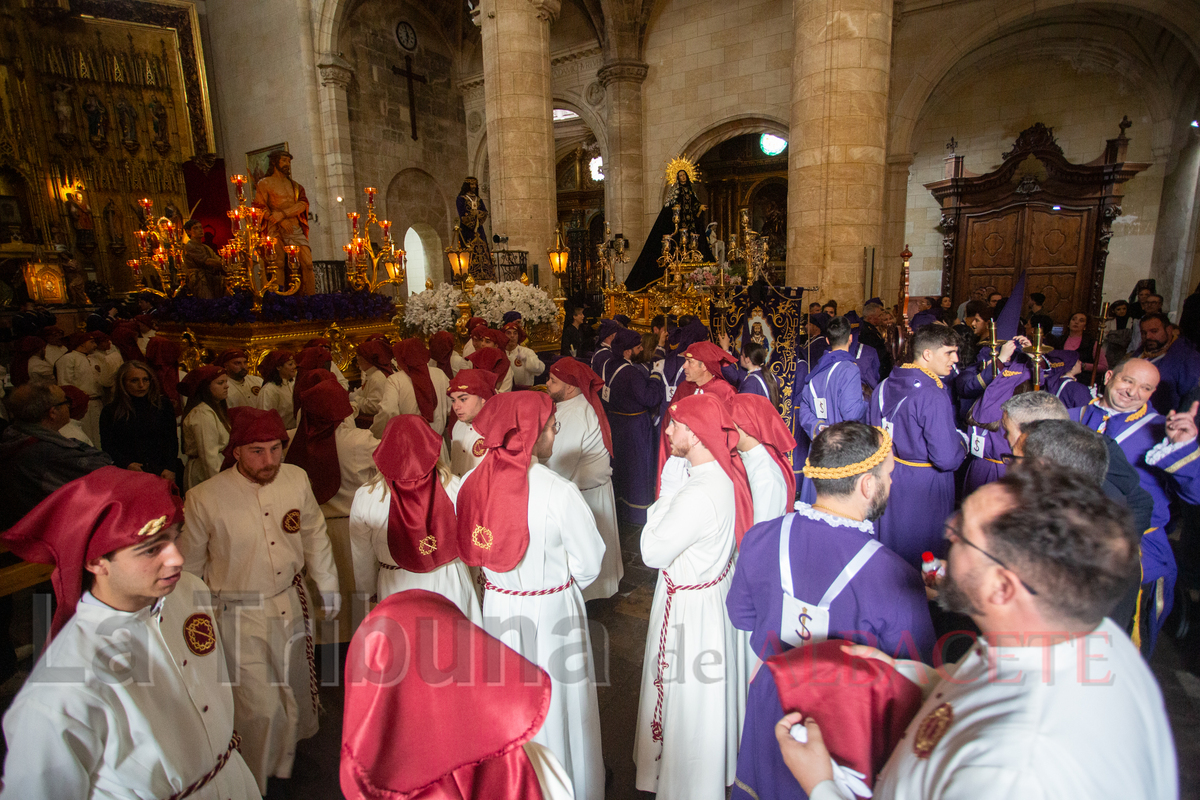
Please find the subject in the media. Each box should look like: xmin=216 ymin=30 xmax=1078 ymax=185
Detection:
xmin=470 ymin=280 xmax=558 ymax=326
xmin=403 ymin=282 xmax=465 ymax=335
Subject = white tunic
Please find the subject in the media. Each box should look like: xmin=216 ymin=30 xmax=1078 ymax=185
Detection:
xmin=369 ymin=366 xmax=451 ymax=439
xmin=348 ymin=476 xmax=482 ymax=624
xmin=635 ymin=460 xmax=739 ymax=800
xmin=257 ymin=379 xmax=296 ymax=427
xmin=449 ymin=419 xmax=484 ymax=477
xmin=545 ymin=393 xmax=622 ymax=600
xmin=507 ymin=344 xmax=546 ymax=387
xmin=811 ymin=618 xmax=1177 ymax=800
xmin=45 ymin=342 xmax=68 ymax=364
xmin=461 ymin=461 xmax=606 ymax=800
xmin=180 ymin=463 xmax=339 ymax=794
xmin=56 ymin=349 xmax=102 ymax=446
xmin=354 ymin=365 xmax=389 ymax=419
xmin=330 ymin=362 xmax=350 ymax=390
xmin=430 ymin=352 xmax=472 ymax=377
xmin=0 ymin=573 xmax=260 ymax=800
xmin=89 ymin=348 xmax=122 ymax=401
xmin=27 ymin=353 xmax=54 ymax=382
xmin=225 ymin=374 xmax=263 ymax=409
xmin=182 ymin=403 xmax=229 ymax=490
xmin=739 ymin=444 xmax=790 ymax=523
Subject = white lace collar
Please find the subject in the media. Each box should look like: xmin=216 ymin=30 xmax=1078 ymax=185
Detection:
xmin=791 ymin=501 xmax=875 ymax=534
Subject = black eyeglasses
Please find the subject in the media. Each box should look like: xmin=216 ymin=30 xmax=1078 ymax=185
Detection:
xmin=944 ymin=515 xmax=1039 ymax=595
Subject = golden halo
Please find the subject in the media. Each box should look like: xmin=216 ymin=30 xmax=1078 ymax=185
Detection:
xmin=664 ymin=156 xmax=701 ymax=187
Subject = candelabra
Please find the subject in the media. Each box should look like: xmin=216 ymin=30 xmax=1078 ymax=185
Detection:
xmin=657 ymin=205 xmax=706 ymax=286
xmin=343 ymin=187 xmax=406 ymax=293
xmin=220 ymin=175 xmax=301 ymax=311
xmin=595 ymin=222 xmax=628 ymax=290
xmin=726 ymin=208 xmax=769 ymax=285
xmin=126 ymin=198 xmax=187 ymax=298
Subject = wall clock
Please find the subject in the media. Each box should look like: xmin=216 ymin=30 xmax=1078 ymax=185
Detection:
xmin=396 ymin=21 xmax=417 ymax=51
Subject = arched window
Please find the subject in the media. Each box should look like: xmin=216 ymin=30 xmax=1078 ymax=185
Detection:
xmin=404 ymin=226 xmax=427 ymax=294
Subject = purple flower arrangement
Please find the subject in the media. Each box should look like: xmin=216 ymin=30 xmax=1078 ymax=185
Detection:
xmin=160 ymin=290 xmax=395 ymax=325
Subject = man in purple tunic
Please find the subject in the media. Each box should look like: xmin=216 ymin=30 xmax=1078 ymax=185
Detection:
xmin=590 ymin=319 xmax=621 ymax=377
xmin=1069 ymin=356 xmax=1194 ymax=653
xmin=868 ymin=325 xmax=966 ymax=566
xmin=797 ymin=317 xmax=868 ymax=503
xmin=729 ymin=422 xmax=935 ymax=800
xmin=604 ymin=327 xmax=664 ymax=524
xmin=1137 ymin=312 xmax=1200 ymax=413
xmin=962 ymin=361 xmax=1029 ymax=494
xmin=1041 ymin=349 xmax=1093 ymax=408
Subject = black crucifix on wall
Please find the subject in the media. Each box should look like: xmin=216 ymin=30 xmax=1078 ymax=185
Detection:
xmin=391 ymin=55 xmax=427 ymax=141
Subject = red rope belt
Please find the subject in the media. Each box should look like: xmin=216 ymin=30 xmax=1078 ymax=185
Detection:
xmin=650 ymin=556 xmax=735 ymax=759
xmin=162 ymin=731 xmax=241 ymax=800
xmin=290 ymin=573 xmax=320 ymax=715
xmin=482 ymin=575 xmax=575 ymax=597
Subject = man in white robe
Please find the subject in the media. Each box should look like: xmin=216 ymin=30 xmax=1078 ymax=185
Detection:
xmin=0 ymin=467 xmax=260 ymax=800
xmin=216 ymin=348 xmax=263 ymax=409
xmin=180 ymin=406 xmax=339 ymax=795
xmin=504 ymin=320 xmax=547 ymax=387
xmin=456 ymin=392 xmax=606 ymax=800
xmin=447 ymin=368 xmax=496 ymax=476
xmin=635 ymin=392 xmax=754 ymax=800
xmin=370 ymin=348 xmax=451 ymax=439
xmin=546 ymin=357 xmax=622 ymax=600
xmin=56 ymin=331 xmax=103 ymax=447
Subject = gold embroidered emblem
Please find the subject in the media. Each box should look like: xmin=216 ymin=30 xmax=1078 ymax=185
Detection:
xmin=472 ymin=524 xmax=493 ymax=550
xmin=183 ymin=613 xmax=217 ymax=656
xmin=912 ymin=703 xmax=953 ymax=759
xmin=670 ymin=404 xmax=678 ymax=413
xmin=136 ymin=515 xmax=169 ymax=538
xmin=282 ymin=509 xmax=302 ymax=533
xmin=251 ymin=385 xmax=261 ymax=396
xmin=418 ymin=535 xmax=438 ymax=555
xmin=471 ymin=438 xmax=487 ymax=458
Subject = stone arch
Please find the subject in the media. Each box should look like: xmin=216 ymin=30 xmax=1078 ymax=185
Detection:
xmin=552 ymin=96 xmax=610 ymax=165
xmin=661 ymin=113 xmax=789 ymax=203
xmin=888 ymin=0 xmax=1200 ymax=157
xmin=403 ymin=222 xmax=444 ymax=292
xmin=385 ymin=167 xmax=454 ymax=284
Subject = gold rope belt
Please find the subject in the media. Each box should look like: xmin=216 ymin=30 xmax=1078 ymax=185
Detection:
xmin=894 ymin=457 xmax=932 ymax=468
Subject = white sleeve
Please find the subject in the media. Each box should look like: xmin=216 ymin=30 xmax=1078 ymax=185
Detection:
xmin=180 ymin=490 xmax=212 ymax=579
xmin=640 ymin=485 xmax=708 ymax=568
xmin=808 ymin=781 xmax=853 ymax=800
xmin=355 ymin=371 xmax=384 ymax=418
xmin=554 ymin=479 xmax=604 ymax=590
xmin=524 ymin=347 xmax=546 ymax=377
xmin=0 ymin=690 xmax=104 ymax=800
xmin=523 ymin=741 xmax=576 ymax=800
xmin=299 ymin=479 xmax=340 ymax=595
xmin=349 ymin=485 xmax=382 ymax=601
xmin=192 ymin=411 xmax=227 ymax=482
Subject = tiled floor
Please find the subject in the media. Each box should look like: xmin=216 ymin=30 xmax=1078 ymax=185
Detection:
xmin=1 ymin=522 xmax=1197 ymax=799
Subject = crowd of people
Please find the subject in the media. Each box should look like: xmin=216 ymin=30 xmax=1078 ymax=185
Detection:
xmin=0 ymin=277 xmax=1191 ymax=799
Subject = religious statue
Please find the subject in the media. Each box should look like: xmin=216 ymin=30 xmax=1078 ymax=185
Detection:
xmin=51 ymin=83 xmax=76 ymax=145
xmin=625 ymin=155 xmax=716 ymax=290
xmin=62 ymin=253 xmax=90 ymax=306
xmin=252 ymin=148 xmax=315 ymax=295
xmin=149 ymin=97 xmax=169 ymax=154
xmin=456 ymin=176 xmax=495 ymax=279
xmin=82 ymin=93 xmax=107 ymax=147
xmin=103 ymin=199 xmax=126 ymax=255
xmin=183 ymin=219 xmax=224 ymax=299
xmin=115 ymin=96 xmax=138 ymax=152
xmin=66 ymin=191 xmax=96 ymax=253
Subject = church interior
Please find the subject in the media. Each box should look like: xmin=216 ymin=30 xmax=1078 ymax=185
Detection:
xmin=3 ymin=0 xmax=1200 ymax=797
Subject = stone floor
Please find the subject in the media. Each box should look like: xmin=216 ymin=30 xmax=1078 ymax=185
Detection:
xmin=1 ymin=521 xmax=1198 ymax=798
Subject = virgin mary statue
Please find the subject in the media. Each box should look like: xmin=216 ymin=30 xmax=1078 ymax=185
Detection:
xmin=624 ymin=156 xmax=715 ymax=290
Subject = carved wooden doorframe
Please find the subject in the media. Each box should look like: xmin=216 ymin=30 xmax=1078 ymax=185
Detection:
xmin=925 ymin=121 xmax=1149 ymax=323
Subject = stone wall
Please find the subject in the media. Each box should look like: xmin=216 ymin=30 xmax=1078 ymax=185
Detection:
xmin=340 ymin=0 xmax=467 ymax=290
xmin=905 ymin=56 xmax=1162 ymax=306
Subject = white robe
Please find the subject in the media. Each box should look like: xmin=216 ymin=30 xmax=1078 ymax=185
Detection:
xmin=461 ymin=461 xmax=606 ymax=800
xmin=545 ymin=393 xmax=622 ymax=600
xmin=226 ymin=374 xmax=263 ymax=409
xmin=507 ymin=344 xmax=546 ymax=387
xmin=330 ymin=362 xmax=350 ymax=390
xmin=27 ymin=353 xmax=54 ymax=382
xmin=317 ymin=420 xmax=380 ymax=641
xmin=44 ymin=342 xmax=68 ymax=365
xmin=430 ymin=352 xmax=472 ymax=377
xmin=89 ymin=348 xmax=122 ymax=402
xmin=635 ymin=460 xmax=739 ymax=800
xmin=258 ymin=379 xmax=296 ymax=428
xmin=348 ymin=476 xmax=482 ymax=625
xmin=180 ymin=463 xmax=339 ymax=794
xmin=370 ymin=365 xmax=451 ymax=439
xmin=739 ymin=444 xmax=790 ymax=523
xmin=354 ymin=365 xmax=389 ymax=419
xmin=182 ymin=403 xmax=229 ymax=490
xmin=810 ymin=618 xmax=1177 ymax=800
xmin=0 ymin=573 xmax=260 ymax=800
xmin=56 ymin=349 xmax=102 ymax=446
xmin=449 ymin=419 xmax=484 ymax=477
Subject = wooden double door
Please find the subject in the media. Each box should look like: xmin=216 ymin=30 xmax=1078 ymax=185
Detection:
xmin=958 ymin=202 xmax=1095 ymax=325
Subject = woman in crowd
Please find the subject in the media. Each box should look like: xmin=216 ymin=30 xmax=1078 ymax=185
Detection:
xmin=1059 ymin=311 xmax=1097 ymax=382
xmin=100 ymin=360 xmax=183 ymax=486
xmin=256 ymin=349 xmax=298 ymax=428
xmin=1100 ymin=299 xmax=1133 ymax=374
xmin=180 ymin=365 xmax=231 ymax=490
xmin=354 ymin=339 xmax=394 ymax=428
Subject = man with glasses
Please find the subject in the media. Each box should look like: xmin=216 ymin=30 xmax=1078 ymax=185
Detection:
xmin=776 ymin=470 xmax=1176 ymax=800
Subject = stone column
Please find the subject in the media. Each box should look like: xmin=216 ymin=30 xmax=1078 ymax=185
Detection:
xmin=879 ymin=153 xmax=913 ymax=303
xmin=479 ymin=0 xmax=560 ymax=288
xmin=787 ymin=0 xmax=893 ymax=307
xmin=598 ymin=60 xmax=648 ymax=284
xmin=1150 ymin=138 xmax=1200 ymax=318
xmin=317 ymin=54 xmax=355 ymax=262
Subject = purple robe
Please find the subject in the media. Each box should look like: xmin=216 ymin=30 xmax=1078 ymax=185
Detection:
xmin=797 ymin=350 xmax=868 ymax=504
xmin=1071 ymin=400 xmax=1178 ymax=650
xmin=851 ymin=341 xmax=881 ymax=390
xmin=868 ymin=365 xmax=966 ymax=566
xmin=590 ymin=344 xmax=613 ymax=378
xmin=1044 ymin=373 xmax=1093 ymax=408
xmin=1144 ymin=338 xmax=1200 ymax=413
xmin=605 ymin=356 xmax=662 ymax=524
xmin=728 ymin=507 xmax=934 ymax=800
xmin=962 ymin=363 xmax=1028 ymax=494
xmin=738 ymin=370 xmax=771 ymax=398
